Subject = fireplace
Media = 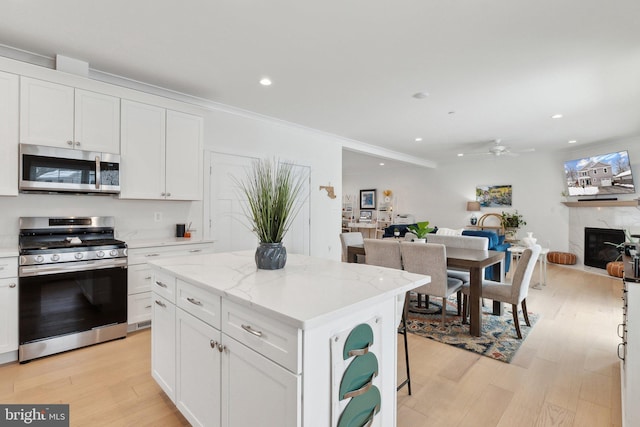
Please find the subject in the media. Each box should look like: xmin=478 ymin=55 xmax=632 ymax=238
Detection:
xmin=584 ymin=227 xmax=625 ymax=269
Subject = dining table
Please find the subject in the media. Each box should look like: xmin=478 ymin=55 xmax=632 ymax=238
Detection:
xmin=346 ymin=243 xmax=505 ymax=337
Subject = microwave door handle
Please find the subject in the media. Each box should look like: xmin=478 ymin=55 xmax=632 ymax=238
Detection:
xmin=95 ymin=155 xmax=101 ymax=189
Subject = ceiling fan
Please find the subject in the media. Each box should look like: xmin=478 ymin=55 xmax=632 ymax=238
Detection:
xmin=460 ymin=139 xmax=535 ymax=157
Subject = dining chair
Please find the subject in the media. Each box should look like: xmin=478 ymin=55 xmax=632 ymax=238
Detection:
xmin=426 ymin=234 xmax=488 ymax=284
xmin=362 ymin=238 xmax=411 ymax=394
xmin=340 ymin=232 xmax=364 ymax=262
xmin=462 ymin=244 xmax=541 ymax=338
xmin=363 ymin=238 xmax=402 ymax=269
xmin=400 ymin=242 xmax=464 ymax=325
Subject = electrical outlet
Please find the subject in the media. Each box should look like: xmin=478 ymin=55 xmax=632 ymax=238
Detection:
xmin=154 ymin=212 xmax=163 ymax=222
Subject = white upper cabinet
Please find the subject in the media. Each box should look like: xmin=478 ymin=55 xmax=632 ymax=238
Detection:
xmin=74 ymin=88 xmax=121 ymax=153
xmin=166 ymin=110 xmax=203 ymax=201
xmin=20 ymin=77 xmax=120 ymax=153
xmin=0 ymin=71 xmax=19 ymax=196
xmin=120 ymin=99 xmax=203 ymax=200
xmin=120 ymin=100 xmax=166 ymax=199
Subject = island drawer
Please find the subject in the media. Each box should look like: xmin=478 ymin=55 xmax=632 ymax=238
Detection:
xmin=0 ymin=257 xmax=17 ymax=279
xmin=152 ymin=270 xmax=177 ymax=303
xmin=177 ymin=280 xmax=221 ymax=329
xmin=222 ymin=300 xmax=301 ymax=374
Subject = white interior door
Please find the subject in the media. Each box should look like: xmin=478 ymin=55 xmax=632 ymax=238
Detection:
xmin=209 ymin=153 xmax=310 ymax=255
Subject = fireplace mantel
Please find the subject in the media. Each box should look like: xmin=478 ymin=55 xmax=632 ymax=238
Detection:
xmin=562 ymin=199 xmax=640 ymax=208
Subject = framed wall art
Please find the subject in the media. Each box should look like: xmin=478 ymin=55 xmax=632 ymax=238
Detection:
xmin=476 ymin=184 xmax=512 ymax=207
xmin=359 ymin=189 xmax=376 ymax=210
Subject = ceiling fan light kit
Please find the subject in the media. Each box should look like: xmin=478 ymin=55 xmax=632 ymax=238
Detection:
xmin=460 ymin=139 xmax=535 ymax=158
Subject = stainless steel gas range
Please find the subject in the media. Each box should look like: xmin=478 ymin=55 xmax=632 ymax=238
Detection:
xmin=18 ymin=216 xmax=128 ymax=362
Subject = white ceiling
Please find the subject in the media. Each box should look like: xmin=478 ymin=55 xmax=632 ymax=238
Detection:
xmin=1 ymin=0 xmax=639 ymax=166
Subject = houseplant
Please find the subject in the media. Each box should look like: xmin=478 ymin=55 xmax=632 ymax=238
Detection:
xmin=501 ymin=210 xmax=527 ymax=240
xmin=234 ymin=158 xmax=307 ymax=269
xmin=407 ymin=221 xmax=434 ymax=243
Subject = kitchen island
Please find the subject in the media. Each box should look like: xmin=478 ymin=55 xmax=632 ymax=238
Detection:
xmin=148 ymin=250 xmax=429 ymax=427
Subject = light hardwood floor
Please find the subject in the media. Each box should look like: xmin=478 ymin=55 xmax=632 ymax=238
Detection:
xmin=0 ymin=263 xmax=623 ymax=426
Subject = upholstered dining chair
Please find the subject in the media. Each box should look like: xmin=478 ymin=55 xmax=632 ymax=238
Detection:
xmin=339 ymin=232 xmax=364 ymax=262
xmin=400 ymin=242 xmax=464 ymax=325
xmin=462 ymin=244 xmax=541 ymax=339
xmin=426 ymin=233 xmax=489 ymax=284
xmin=363 ymin=238 xmax=402 ymax=269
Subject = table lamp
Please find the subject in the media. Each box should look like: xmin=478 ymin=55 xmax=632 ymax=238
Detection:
xmin=466 ymin=201 xmax=481 ymax=225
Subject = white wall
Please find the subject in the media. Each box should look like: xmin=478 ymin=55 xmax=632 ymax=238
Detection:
xmin=344 ymin=139 xmax=640 ymax=255
xmin=202 ymin=108 xmax=344 ymax=260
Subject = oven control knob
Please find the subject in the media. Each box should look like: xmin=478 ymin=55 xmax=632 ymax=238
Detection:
xmin=74 ymin=253 xmax=84 ymax=260
xmin=110 ymin=249 xmax=118 ymax=257
xmin=96 ymin=251 xmax=105 ymax=258
xmin=35 ymin=255 xmax=45 ymax=263
xmin=51 ymin=254 xmax=60 ymax=262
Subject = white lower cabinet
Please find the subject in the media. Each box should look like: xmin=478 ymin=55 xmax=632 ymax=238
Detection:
xmin=221 ymin=334 xmax=299 ymax=427
xmin=151 ymin=294 xmax=176 ymax=401
xmin=0 ymin=257 xmax=18 ymax=362
xmin=152 ymin=273 xmax=301 ymax=427
xmin=127 ymin=241 xmax=213 ymax=330
xmin=176 ymin=309 xmax=222 ymax=427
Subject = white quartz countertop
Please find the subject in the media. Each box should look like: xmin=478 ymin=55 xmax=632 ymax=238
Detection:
xmin=149 ymin=251 xmax=430 ymax=329
xmin=126 ymin=238 xmax=214 ymax=249
xmin=0 ymin=247 xmax=18 ymax=258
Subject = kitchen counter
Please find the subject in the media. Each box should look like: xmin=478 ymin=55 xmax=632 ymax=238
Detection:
xmin=125 ymin=238 xmax=213 ymax=249
xmin=148 ymin=250 xmax=429 ymax=426
xmin=148 ymin=250 xmax=428 ymax=329
xmin=0 ymin=247 xmax=18 ymax=258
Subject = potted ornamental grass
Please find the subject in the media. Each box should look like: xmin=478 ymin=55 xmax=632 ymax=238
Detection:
xmin=234 ymin=158 xmax=307 ymax=270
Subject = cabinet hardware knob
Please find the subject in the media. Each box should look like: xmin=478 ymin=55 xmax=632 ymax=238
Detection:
xmin=9 ymin=283 xmax=16 ymax=288
xmin=161 ymin=192 xmax=166 ymax=196
xmin=155 ymin=300 xmax=166 ymax=308
xmin=155 ymin=281 xmax=168 ymax=288
xmin=187 ymin=297 xmax=202 ymax=306
xmin=210 ymin=340 xmax=218 ymax=349
xmin=217 ymin=343 xmax=226 ymax=353
xmin=166 ymin=192 xmax=171 ymax=197
xmin=241 ymin=324 xmax=263 ymax=337
xmin=67 ymin=140 xmax=73 ymax=145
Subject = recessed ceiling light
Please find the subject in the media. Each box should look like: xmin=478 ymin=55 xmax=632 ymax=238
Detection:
xmin=457 ymin=153 xmax=464 ymax=157
xmin=551 ymin=114 xmax=563 ymax=119
xmin=379 ymin=162 xmax=385 ymax=166
xmin=259 ymin=77 xmax=272 ymax=86
xmin=415 ymin=137 xmax=423 ymax=142
xmin=568 ymin=140 xmax=577 ymax=144
xmin=412 ymin=91 xmax=429 ymax=99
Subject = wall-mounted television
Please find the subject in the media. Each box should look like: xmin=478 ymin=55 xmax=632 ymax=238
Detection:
xmin=564 ymin=150 xmax=635 ymax=196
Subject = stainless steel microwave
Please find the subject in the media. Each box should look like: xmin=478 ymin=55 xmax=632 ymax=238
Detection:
xmin=19 ymin=144 xmax=120 ymax=194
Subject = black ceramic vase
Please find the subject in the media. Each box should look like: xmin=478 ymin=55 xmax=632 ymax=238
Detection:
xmin=255 ymin=242 xmax=287 ymax=270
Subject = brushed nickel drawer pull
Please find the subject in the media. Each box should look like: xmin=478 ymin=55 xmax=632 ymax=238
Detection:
xmin=155 ymin=300 xmax=166 ymax=308
xmin=241 ymin=324 xmax=263 ymax=337
xmin=146 ymin=253 xmax=160 ymax=257
xmin=145 ymin=305 xmax=152 ymax=309
xmin=189 ymin=249 xmax=202 ymax=253
xmin=155 ymin=281 xmax=168 ymax=288
xmin=343 ymin=372 xmax=378 ymax=399
xmin=187 ymin=297 xmax=202 ymax=306
xmin=145 ymin=276 xmax=152 ymax=280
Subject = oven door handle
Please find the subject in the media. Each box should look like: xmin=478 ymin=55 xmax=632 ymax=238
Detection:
xmin=19 ymin=258 xmax=127 ymax=277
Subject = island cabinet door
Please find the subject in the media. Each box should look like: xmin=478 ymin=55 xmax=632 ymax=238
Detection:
xmin=176 ymin=308 xmax=222 ymax=427
xmin=221 ymin=335 xmax=301 ymax=427
xmin=151 ymin=293 xmax=176 ymax=401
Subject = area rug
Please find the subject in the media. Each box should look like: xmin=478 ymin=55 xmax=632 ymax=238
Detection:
xmin=405 ymin=298 xmax=539 ymax=363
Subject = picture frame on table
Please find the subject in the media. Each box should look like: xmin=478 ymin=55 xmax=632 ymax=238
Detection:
xmin=360 ymin=189 xmax=376 ymax=210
